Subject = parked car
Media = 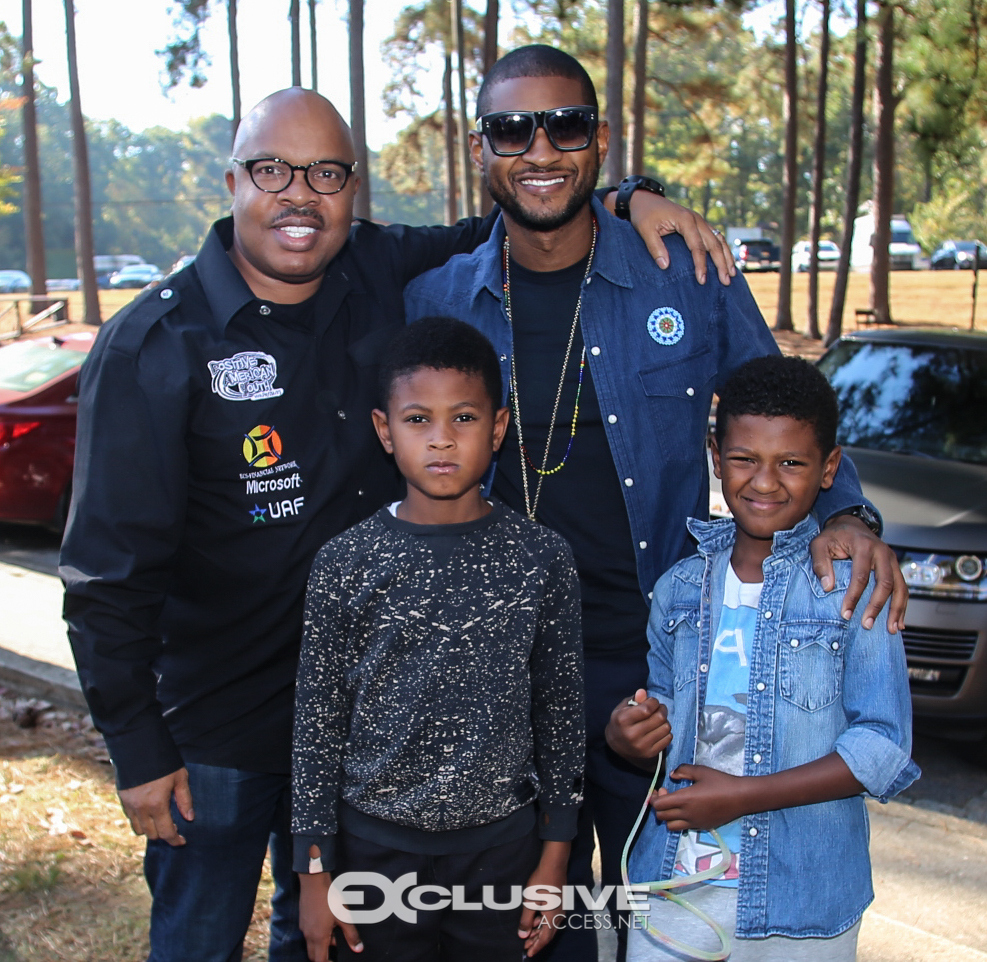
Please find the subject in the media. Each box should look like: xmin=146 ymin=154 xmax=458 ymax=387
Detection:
xmin=733 ymin=239 xmax=780 ymax=272
xmin=816 ymin=328 xmax=987 ymax=740
xmin=46 ymin=278 xmax=81 ymax=292
xmin=0 ymin=330 xmax=95 ymax=529
xmin=108 ymin=264 xmax=164 ymax=289
xmin=170 ymin=254 xmax=196 ymax=274
xmin=930 ymin=239 xmax=987 ymax=271
xmin=792 ymin=239 xmax=840 ymax=272
xmin=94 ymin=254 xmax=144 ymax=289
xmin=0 ymin=270 xmax=31 ymax=293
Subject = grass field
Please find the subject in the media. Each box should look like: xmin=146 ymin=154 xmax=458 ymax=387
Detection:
xmin=17 ymin=267 xmax=987 ymax=337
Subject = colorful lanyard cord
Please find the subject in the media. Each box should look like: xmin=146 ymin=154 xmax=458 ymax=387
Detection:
xmin=620 ymin=751 xmax=733 ymax=961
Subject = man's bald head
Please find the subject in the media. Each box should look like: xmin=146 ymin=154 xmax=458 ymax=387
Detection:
xmin=232 ymin=88 xmax=356 ymax=164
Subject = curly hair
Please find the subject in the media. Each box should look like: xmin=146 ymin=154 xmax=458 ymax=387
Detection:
xmin=715 ymin=354 xmax=838 ymax=455
xmin=476 ymin=45 xmax=598 ymax=119
xmin=378 ymin=317 xmax=503 ymax=412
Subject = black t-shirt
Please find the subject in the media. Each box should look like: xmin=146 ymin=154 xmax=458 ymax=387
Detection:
xmin=493 ymin=255 xmax=649 ymax=655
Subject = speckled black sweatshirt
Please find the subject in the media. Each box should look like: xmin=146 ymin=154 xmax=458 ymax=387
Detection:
xmin=291 ymin=501 xmax=585 ymax=873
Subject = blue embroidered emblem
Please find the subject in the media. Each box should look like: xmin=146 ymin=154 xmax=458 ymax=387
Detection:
xmin=647 ymin=307 xmax=685 ymax=346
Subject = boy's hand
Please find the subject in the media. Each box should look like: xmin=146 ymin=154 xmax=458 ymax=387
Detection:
xmin=605 ymin=689 xmax=671 ymax=770
xmin=812 ymin=514 xmax=907 ymax=632
xmin=118 ymin=767 xmax=193 ymax=847
xmin=299 ymin=872 xmax=363 ymax=961
xmin=650 ymin=765 xmax=748 ymax=832
xmin=519 ymin=841 xmax=570 ymax=957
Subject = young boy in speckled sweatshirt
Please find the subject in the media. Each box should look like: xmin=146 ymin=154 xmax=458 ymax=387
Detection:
xmin=291 ymin=317 xmax=585 ymax=962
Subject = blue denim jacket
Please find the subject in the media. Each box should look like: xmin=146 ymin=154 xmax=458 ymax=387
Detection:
xmin=628 ymin=514 xmax=919 ymax=939
xmin=404 ymin=198 xmax=874 ymax=598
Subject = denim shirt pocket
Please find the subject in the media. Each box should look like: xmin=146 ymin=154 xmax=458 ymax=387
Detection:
xmin=777 ymin=621 xmax=847 ymax=711
xmin=638 ymin=348 xmax=716 ymax=463
xmin=663 ymin=606 xmax=702 ymax=693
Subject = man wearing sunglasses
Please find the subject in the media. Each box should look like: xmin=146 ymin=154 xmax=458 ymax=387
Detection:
xmin=405 ymin=45 xmax=905 ymax=962
xmin=61 ymin=85 xmax=745 ymax=962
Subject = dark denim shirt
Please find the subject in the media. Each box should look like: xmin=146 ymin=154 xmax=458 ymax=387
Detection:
xmin=405 ymin=197 xmax=875 ymax=599
xmin=628 ymin=514 xmax=919 ymax=938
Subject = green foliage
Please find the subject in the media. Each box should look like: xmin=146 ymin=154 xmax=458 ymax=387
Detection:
xmin=157 ymin=0 xmax=213 ymax=91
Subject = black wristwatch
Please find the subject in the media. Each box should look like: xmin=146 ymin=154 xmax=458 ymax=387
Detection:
xmin=836 ymin=504 xmax=882 ymax=536
xmin=614 ymin=175 xmax=666 ymax=220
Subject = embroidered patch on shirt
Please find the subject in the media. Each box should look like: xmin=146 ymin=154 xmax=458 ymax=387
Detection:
xmin=207 ymin=351 xmax=285 ymax=401
xmin=647 ymin=307 xmax=685 ymax=346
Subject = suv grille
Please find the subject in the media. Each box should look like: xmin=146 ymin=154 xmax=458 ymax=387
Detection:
xmin=902 ymin=626 xmax=979 ymax=661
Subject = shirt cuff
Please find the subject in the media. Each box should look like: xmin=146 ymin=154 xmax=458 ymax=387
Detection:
xmin=293 ymin=833 xmax=337 ymax=874
xmin=536 ymin=802 xmax=580 ymax=842
xmin=104 ymin=724 xmax=186 ymax=791
xmin=836 ymin=728 xmax=920 ymax=801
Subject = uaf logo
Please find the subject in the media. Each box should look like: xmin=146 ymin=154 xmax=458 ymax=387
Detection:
xmin=243 ymin=424 xmax=283 ymax=468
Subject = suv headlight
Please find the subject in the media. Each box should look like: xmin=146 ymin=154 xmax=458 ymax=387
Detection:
xmin=897 ymin=550 xmax=987 ymax=600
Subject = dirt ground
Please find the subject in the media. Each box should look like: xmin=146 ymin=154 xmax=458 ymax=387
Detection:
xmin=0 ymin=690 xmax=274 ymax=962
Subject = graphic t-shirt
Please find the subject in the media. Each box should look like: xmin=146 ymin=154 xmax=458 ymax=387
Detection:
xmin=674 ymin=563 xmax=762 ymax=887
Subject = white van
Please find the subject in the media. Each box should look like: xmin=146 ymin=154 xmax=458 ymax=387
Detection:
xmin=851 ymin=210 xmax=923 ymax=271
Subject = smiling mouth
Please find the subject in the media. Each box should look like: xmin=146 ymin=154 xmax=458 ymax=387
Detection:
xmin=517 ymin=175 xmax=567 ymax=189
xmin=278 ymin=225 xmax=317 ymax=239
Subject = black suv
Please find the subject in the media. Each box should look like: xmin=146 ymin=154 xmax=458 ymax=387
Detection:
xmin=732 ymin=238 xmax=780 ymax=272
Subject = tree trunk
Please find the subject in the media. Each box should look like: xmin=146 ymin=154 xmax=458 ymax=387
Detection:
xmin=443 ymin=53 xmax=458 ymax=224
xmin=63 ymin=0 xmax=100 ymax=325
xmin=806 ymin=0 xmax=830 ymax=340
xmin=349 ymin=0 xmax=370 ymax=219
xmin=604 ymin=0 xmax=625 ymax=187
xmin=452 ymin=0 xmax=474 ymax=217
xmin=21 ymin=0 xmax=47 ymax=300
xmin=826 ymin=0 xmax=867 ymax=345
xmin=775 ymin=0 xmax=797 ymax=331
xmin=290 ymin=0 xmax=301 ymax=86
xmin=480 ymin=0 xmax=499 ymax=215
xmin=629 ymin=0 xmax=648 ymax=175
xmin=309 ymin=0 xmax=318 ymax=90
xmin=228 ymin=0 xmax=241 ymax=146
xmin=871 ymin=1 xmax=896 ymax=325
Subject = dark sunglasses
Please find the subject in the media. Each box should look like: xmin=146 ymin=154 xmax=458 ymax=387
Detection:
xmin=476 ymin=106 xmax=598 ymax=156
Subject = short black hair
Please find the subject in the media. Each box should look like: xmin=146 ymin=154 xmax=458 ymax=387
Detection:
xmin=715 ymin=354 xmax=839 ymax=455
xmin=379 ymin=317 xmax=503 ymax=412
xmin=476 ymin=45 xmax=598 ymax=119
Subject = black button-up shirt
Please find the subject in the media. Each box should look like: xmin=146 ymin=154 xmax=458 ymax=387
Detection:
xmin=61 ymin=214 xmax=493 ymax=789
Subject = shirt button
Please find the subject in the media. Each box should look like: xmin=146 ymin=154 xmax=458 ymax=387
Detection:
xmin=357 ymin=489 xmax=365 ymax=496
xmin=696 ymin=620 xmax=701 ymax=628
xmin=749 ymin=827 xmax=758 ymax=837
xmin=337 ymin=410 xmax=347 ymax=420
xmin=763 ymin=610 xmax=772 ymax=619
xmin=585 ymin=276 xmax=593 ymax=285
xmin=500 ymin=354 xmax=507 ymax=362
xmin=624 ymin=478 xmax=634 ymax=487
xmin=699 ymin=664 xmax=708 ymax=673
xmin=790 ymin=638 xmax=799 ymax=647
xmin=608 ymin=414 xmax=618 ymax=424
xmin=649 ymin=591 xmax=653 ymax=600
xmin=639 ymin=541 xmax=648 ymax=550
xmin=590 ymin=346 xmax=601 ymax=356
xmin=668 ymin=618 xmax=674 ymax=627
xmin=686 ymin=387 xmax=695 ymax=396
xmin=753 ymin=753 xmax=762 ymax=763
xmin=831 ymin=641 xmax=840 ymax=650
xmin=756 ymin=682 xmax=766 ymax=691
xmin=259 ymin=304 xmax=271 ymax=316
xmin=159 ymin=288 xmax=173 ymax=300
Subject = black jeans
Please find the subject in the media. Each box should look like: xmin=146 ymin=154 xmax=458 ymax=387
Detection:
xmin=538 ymin=651 xmax=654 ymax=962
xmin=335 ymin=827 xmax=542 ymax=962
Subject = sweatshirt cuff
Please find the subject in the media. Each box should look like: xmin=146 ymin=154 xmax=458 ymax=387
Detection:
xmin=293 ymin=834 xmax=337 ymax=874
xmin=536 ymin=803 xmax=580 ymax=842
xmin=103 ymin=723 xmax=186 ymax=791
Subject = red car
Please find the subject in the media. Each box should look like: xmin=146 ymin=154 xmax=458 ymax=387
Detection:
xmin=0 ymin=330 xmax=95 ymax=528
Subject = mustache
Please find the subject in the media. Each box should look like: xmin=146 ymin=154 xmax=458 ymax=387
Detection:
xmin=272 ymin=206 xmax=324 ymax=227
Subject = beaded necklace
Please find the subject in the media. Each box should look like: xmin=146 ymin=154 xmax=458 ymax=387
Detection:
xmin=502 ymin=217 xmax=598 ymax=521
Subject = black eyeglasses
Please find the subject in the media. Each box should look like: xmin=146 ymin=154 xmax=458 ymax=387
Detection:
xmin=231 ymin=157 xmax=357 ymax=195
xmin=476 ymin=106 xmax=598 ymax=156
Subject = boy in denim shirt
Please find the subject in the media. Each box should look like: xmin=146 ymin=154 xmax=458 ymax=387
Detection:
xmin=607 ymin=355 xmax=919 ymax=960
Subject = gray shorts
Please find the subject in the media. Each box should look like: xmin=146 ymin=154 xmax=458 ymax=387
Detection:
xmin=626 ymin=884 xmax=860 ymax=962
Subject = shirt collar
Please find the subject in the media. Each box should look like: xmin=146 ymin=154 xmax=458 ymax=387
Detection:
xmin=195 ymin=216 xmax=354 ymax=334
xmin=471 ymin=195 xmax=639 ymax=307
xmin=686 ymin=513 xmax=822 ymax=562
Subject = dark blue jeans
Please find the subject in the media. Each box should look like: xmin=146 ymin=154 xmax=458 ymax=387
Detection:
xmin=143 ymin=763 xmax=308 ymax=962
xmin=539 ymin=651 xmax=654 ymax=962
